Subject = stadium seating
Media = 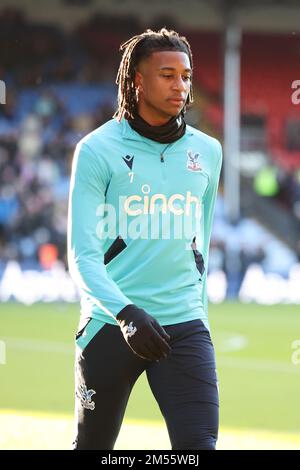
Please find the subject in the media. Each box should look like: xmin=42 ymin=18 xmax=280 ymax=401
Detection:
xmin=186 ymin=31 xmax=300 ymax=169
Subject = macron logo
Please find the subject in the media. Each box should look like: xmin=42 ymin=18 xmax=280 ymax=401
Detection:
xmin=123 ymin=155 xmax=134 ymax=170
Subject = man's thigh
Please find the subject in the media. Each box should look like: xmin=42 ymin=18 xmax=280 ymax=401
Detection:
xmin=73 ymin=318 xmax=146 ymax=450
xmin=146 ymin=319 xmax=219 ymax=450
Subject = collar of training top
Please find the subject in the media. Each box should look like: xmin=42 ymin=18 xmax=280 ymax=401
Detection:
xmin=120 ymin=115 xmax=194 ymax=144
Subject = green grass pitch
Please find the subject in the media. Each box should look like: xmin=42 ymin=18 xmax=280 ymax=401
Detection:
xmin=0 ymin=301 xmax=300 ymax=449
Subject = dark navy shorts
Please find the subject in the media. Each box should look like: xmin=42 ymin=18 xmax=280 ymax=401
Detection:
xmin=73 ymin=318 xmax=219 ymax=450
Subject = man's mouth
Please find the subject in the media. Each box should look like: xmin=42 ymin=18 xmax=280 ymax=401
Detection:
xmin=168 ymin=98 xmax=185 ymax=105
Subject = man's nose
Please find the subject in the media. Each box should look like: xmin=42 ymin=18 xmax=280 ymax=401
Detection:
xmin=172 ymin=76 xmax=187 ymax=92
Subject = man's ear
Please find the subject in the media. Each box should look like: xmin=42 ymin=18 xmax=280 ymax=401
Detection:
xmin=134 ymin=70 xmax=143 ymax=93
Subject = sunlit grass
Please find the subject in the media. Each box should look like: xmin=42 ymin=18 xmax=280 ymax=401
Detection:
xmin=1 ymin=410 xmax=299 ymax=450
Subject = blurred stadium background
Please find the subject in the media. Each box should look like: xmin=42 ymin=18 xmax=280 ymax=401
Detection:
xmin=0 ymin=0 xmax=300 ymax=450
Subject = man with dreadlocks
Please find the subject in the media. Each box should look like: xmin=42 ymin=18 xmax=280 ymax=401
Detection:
xmin=68 ymin=28 xmax=222 ymax=450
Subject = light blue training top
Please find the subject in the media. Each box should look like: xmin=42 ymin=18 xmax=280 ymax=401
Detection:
xmin=67 ymin=117 xmax=222 ymax=331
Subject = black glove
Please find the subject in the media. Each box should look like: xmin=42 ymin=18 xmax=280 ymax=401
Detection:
xmin=116 ymin=304 xmax=171 ymax=361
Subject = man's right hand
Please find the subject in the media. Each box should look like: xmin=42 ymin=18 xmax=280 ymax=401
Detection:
xmin=116 ymin=304 xmax=171 ymax=361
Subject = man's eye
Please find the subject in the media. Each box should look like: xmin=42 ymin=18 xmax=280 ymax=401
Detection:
xmin=162 ymin=75 xmax=191 ymax=80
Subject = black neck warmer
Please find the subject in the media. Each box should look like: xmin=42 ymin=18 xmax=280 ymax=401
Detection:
xmin=128 ymin=113 xmax=186 ymax=144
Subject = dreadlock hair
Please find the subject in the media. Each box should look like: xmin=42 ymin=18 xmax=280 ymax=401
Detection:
xmin=113 ymin=27 xmax=194 ymax=122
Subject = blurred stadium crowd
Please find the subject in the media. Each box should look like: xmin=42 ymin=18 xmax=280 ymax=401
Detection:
xmin=0 ymin=7 xmax=300 ymax=300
